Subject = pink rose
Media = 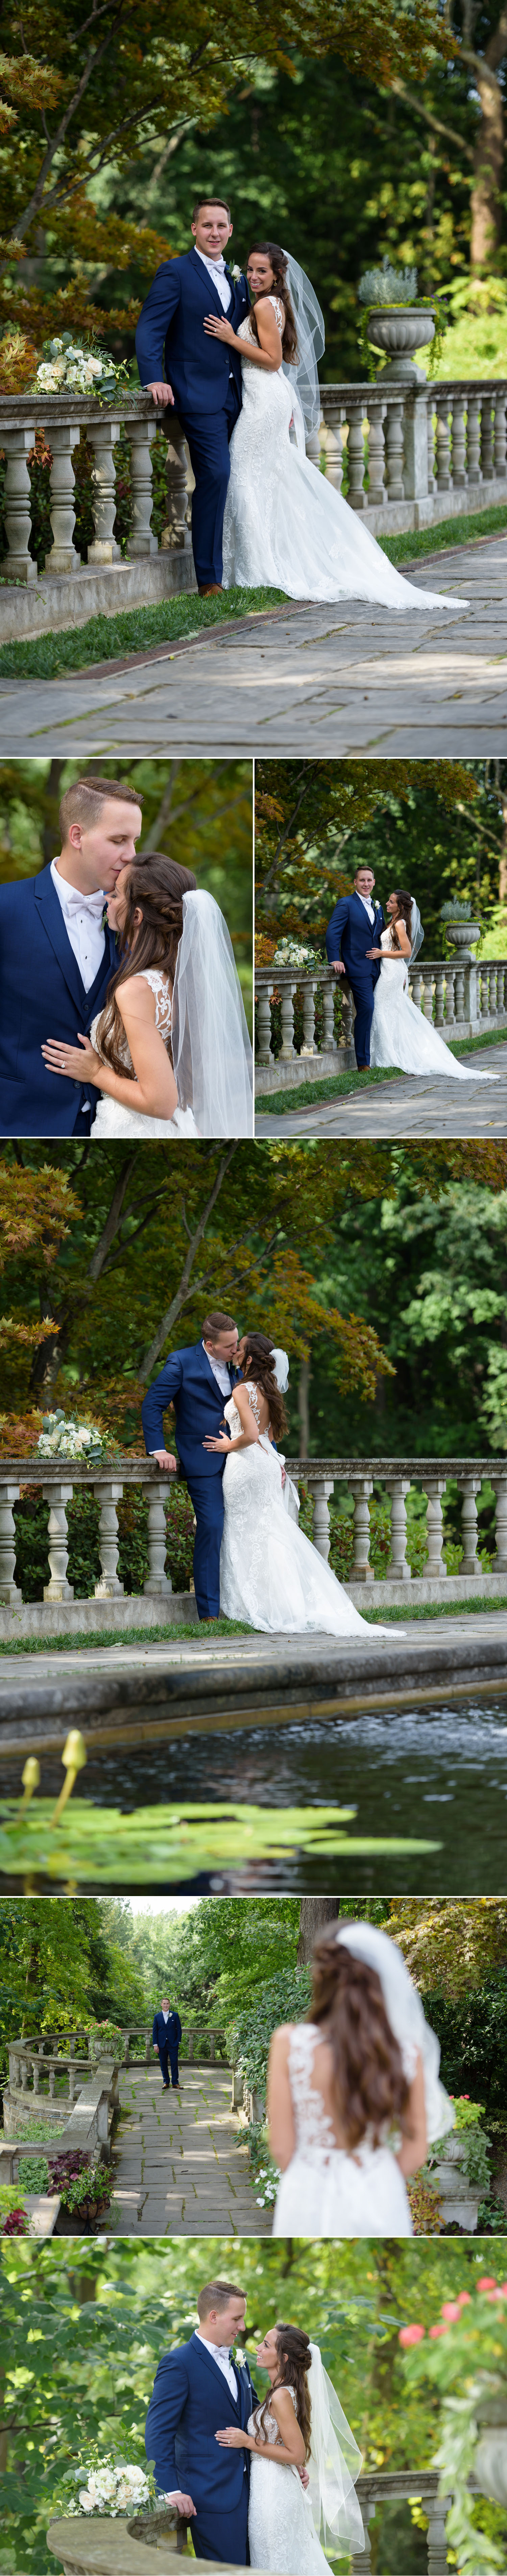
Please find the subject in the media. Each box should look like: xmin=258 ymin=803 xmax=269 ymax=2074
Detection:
xmin=457 ymin=2293 xmax=472 ymax=2306
xmin=477 ymin=2277 xmax=498 ymax=2292
xmin=429 ymin=2323 xmax=449 ymax=2339
xmin=399 ymin=2325 xmax=425 ymax=2347
xmin=441 ymin=2303 xmax=461 ymax=2322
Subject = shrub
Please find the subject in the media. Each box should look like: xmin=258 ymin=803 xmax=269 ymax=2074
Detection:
xmin=227 ymin=1967 xmax=311 ymax=2096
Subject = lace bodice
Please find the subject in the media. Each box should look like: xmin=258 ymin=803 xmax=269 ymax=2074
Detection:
xmin=380 ymin=927 xmax=409 ymax=963
xmin=288 ymin=2025 xmax=342 ymax=2168
xmin=224 ymin=1380 xmax=264 ymax=1439
xmin=91 ymin=967 xmax=172 ymax=1071
xmin=248 ymin=2385 xmax=298 ymax=2446
xmin=238 ymin=294 xmax=285 ymax=370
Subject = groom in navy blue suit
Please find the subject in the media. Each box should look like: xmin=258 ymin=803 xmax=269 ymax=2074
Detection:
xmin=141 ymin=1310 xmax=241 ymax=1622
xmin=325 ymin=862 xmax=385 ymax=1069
xmin=136 ymin=195 xmax=248 ymax=594
xmin=145 ymin=2279 xmax=258 ymax=2563
xmin=0 ymin=773 xmax=143 ymax=1137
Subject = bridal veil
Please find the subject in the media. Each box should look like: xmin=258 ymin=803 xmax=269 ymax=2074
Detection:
xmin=306 ymin=2345 xmax=365 ymax=2553
xmin=171 ymin=889 xmax=254 ymax=1136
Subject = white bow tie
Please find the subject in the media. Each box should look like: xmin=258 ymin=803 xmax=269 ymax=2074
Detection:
xmin=64 ymin=888 xmax=105 ymax=919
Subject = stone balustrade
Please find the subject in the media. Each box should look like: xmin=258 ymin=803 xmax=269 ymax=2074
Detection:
xmin=0 ymin=1456 xmax=178 ymax=1610
xmin=0 ymin=393 xmax=194 ymax=585
xmin=282 ymin=1455 xmax=507 ymax=1606
xmin=351 ymin=2471 xmax=479 ymax=2576
xmin=317 ymin=375 xmax=507 ymax=535
xmin=255 ymin=957 xmax=507 ymax=1093
xmin=0 ymin=2053 xmax=120 ymax=2185
xmin=5 ymin=2025 xmax=228 ymax=2134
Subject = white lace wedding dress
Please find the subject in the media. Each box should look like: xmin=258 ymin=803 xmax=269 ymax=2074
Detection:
xmin=248 ymin=2388 xmax=330 ymax=2575
xmin=222 ymin=297 xmax=467 ymax=612
xmin=272 ymin=2023 xmax=413 ymax=2238
xmin=219 ymin=1386 xmax=389 ymax=1634
xmin=89 ymin=968 xmax=199 ymax=1136
xmin=370 ymin=929 xmax=499 ymax=1080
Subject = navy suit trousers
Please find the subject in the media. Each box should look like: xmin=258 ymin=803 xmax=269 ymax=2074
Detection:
xmin=159 ymin=2039 xmax=179 ymax=2087
xmin=348 ymin=971 xmax=378 ymax=1065
xmin=185 ymin=1468 xmax=224 ymax=1619
xmin=179 ymin=383 xmax=239 ymax=586
xmin=191 ymin=2491 xmax=249 ymax=2564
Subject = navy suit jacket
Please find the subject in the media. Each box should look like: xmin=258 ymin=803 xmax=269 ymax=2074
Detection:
xmin=145 ymin=2332 xmax=259 ymax=2508
xmin=142 ymin=1342 xmax=242 ymax=1483
xmin=152 ymin=2010 xmax=182 ymax=2050
xmin=0 ymin=865 xmax=118 ymax=1136
xmin=135 ymin=246 xmax=249 ymax=417
xmin=325 ymin=892 xmax=385 ymax=985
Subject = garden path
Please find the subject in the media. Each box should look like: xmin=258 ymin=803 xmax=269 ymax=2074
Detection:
xmin=0 ymin=531 xmax=506 ymax=753
xmin=111 ymin=2062 xmax=270 ymax=2237
xmin=255 ymin=1040 xmax=507 ymax=1138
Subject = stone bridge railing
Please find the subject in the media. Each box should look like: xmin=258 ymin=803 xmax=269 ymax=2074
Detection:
xmin=317 ymin=374 xmax=507 ymax=533
xmin=0 ymin=393 xmax=193 ymax=586
xmin=0 ymin=1456 xmax=178 ymax=1606
xmin=351 ymin=2471 xmax=479 ymax=2576
xmin=255 ymin=958 xmax=507 ymax=1091
xmin=5 ymin=2024 xmax=228 ymax=2110
xmin=0 ymin=2051 xmax=120 ymax=2183
xmin=285 ymin=1455 xmax=507 ymax=1603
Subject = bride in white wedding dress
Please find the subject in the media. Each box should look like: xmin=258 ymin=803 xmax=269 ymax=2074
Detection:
xmin=202 ymin=1332 xmax=392 ymax=1636
xmin=267 ymin=1919 xmax=454 ymax=2240
xmin=369 ymin=889 xmax=499 ymax=1081
xmin=42 ymin=854 xmax=253 ymax=1138
xmin=204 ymin=242 xmax=468 ymax=614
xmin=215 ymin=2323 xmax=365 ymax=2572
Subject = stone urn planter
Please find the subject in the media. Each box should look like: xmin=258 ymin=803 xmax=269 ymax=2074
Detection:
xmin=473 ymin=2394 xmax=507 ymax=2506
xmin=443 ymin=917 xmax=481 ymax=957
xmin=431 ymin=2133 xmax=482 ymax=2232
xmin=366 ymin=305 xmax=435 ymax=385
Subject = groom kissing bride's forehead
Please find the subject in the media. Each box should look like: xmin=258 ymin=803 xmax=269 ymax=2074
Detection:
xmin=0 ymin=772 xmax=144 ymax=1139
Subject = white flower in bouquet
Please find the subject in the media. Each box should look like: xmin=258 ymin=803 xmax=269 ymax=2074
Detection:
xmin=273 ymin=938 xmax=318 ymax=968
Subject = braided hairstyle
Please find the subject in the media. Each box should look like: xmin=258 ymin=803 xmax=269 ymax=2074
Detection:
xmin=257 ymin=2324 xmax=312 ymax=2460
xmin=94 ymin=851 xmax=196 ymax=1078
xmin=309 ymin=1923 xmax=410 ymax=2151
xmin=241 ymin=1330 xmax=288 ymax=1442
xmin=247 ymin=243 xmax=298 ymax=364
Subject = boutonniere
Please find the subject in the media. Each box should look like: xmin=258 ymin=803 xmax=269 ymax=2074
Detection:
xmin=231 ymin=263 xmax=242 ymax=281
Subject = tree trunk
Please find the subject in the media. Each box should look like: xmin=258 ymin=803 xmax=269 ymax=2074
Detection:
xmin=296 ymin=1899 xmax=340 ymax=1965
xmin=471 ymin=65 xmax=504 ymax=266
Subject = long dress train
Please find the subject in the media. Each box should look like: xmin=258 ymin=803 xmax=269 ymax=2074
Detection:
xmin=370 ymin=930 xmax=499 ymax=1078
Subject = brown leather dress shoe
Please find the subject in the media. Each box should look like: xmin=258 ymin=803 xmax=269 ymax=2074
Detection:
xmin=198 ymin=583 xmax=223 ymax=595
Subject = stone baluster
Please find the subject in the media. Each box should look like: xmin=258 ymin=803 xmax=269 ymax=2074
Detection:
xmin=459 ymin=1475 xmax=481 ymax=1577
xmin=45 ymin=426 xmax=79 ymax=572
xmin=425 ymin=1479 xmax=448 ymax=1577
xmin=32 ymin=2058 xmax=40 ymax=2093
xmin=129 ymin=417 xmax=158 ymax=555
xmin=300 ymin=978 xmax=317 ymax=1054
xmin=445 ymin=965 xmax=456 ymax=1023
xmin=345 ymin=403 xmax=367 ymax=508
xmin=256 ymin=983 xmax=274 ymax=1066
xmin=42 ymin=1483 xmax=74 ymax=1600
xmin=351 ymin=2505 xmax=375 ymax=2576
xmin=454 ymin=958 xmax=465 ymax=1025
xmin=421 ymin=968 xmax=434 ymax=1021
xmin=68 ymin=2062 xmax=75 ymax=2103
xmin=385 ymin=1477 xmax=411 ymax=1580
xmin=279 ymin=982 xmax=296 ymax=1058
xmin=69 ymin=2037 xmax=75 ymax=2057
xmin=498 ymin=965 xmax=507 ymax=1012
xmin=188 ymin=2032 xmax=194 ymax=2061
xmin=348 ymin=1479 xmax=374 ymax=1581
xmin=466 ymin=393 xmax=482 ymax=483
xmin=321 ymin=978 xmax=338 ymax=1052
xmin=481 ymin=398 xmax=494 ymax=479
xmin=1 ymin=426 xmax=37 ymax=580
xmin=492 ymin=1475 xmax=507 ymax=1575
xmin=435 ymin=398 xmax=452 ymax=491
xmin=427 ymin=401 xmax=436 ymax=493
xmin=490 ymin=964 xmax=499 ymax=1016
xmin=144 ymin=1479 xmax=173 ymax=1595
xmin=0 ymin=1481 xmax=22 ymax=1603
xmin=94 ymin=1481 xmax=124 ymax=1597
xmin=434 ymin=967 xmax=445 ymax=1029
xmin=366 ymin=396 xmax=386 ymax=506
xmin=305 ymin=425 xmax=321 ymax=469
xmin=426 ymin=2491 xmax=453 ymax=2575
xmin=87 ymin=418 xmax=121 ymax=562
xmin=340 ymin=986 xmax=355 ymax=1049
xmin=48 ymin=2065 xmax=55 ymax=2097
xmin=144 ymin=2030 xmax=151 ymax=2063
xmin=451 ymin=394 xmax=467 ymax=487
xmin=494 ymin=392 xmax=507 ymax=479
xmin=411 ymin=967 xmax=423 ymax=1013
xmin=307 ymin=1477 xmax=334 ymax=1563
xmin=322 ymin=408 xmax=344 ymax=494
xmin=161 ymin=412 xmax=193 ymax=548
xmin=210 ymin=2032 xmax=216 ymax=2062
xmin=384 ymin=399 xmax=405 ymax=502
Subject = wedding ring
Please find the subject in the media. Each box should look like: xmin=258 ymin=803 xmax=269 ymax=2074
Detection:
xmin=60 ymin=1058 xmax=65 ymax=1070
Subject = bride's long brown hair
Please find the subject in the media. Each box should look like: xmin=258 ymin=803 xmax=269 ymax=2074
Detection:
xmin=247 ymin=243 xmax=298 ymax=365
xmin=94 ymin=852 xmax=196 ymax=1079
xmin=256 ymin=2325 xmax=312 ymax=2461
xmin=241 ymin=1331 xmax=288 ymax=1442
xmin=389 ymin=890 xmax=413 ymax=952
xmin=309 ymin=1924 xmax=411 ymax=2151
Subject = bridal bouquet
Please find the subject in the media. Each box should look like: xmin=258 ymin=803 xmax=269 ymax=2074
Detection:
xmin=34 ymin=332 xmax=130 ymax=401
xmin=50 ymin=2446 xmax=158 ymax=2519
xmin=272 ymin=937 xmax=323 ymax=969
xmin=36 ymin=1410 xmax=111 ymax=1464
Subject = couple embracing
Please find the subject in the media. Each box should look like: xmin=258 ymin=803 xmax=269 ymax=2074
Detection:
xmin=145 ymin=2276 xmax=365 ymax=2571
xmin=327 ymin=865 xmax=498 ymax=1084
xmin=136 ymin=196 xmax=466 ymax=617
xmin=0 ymin=774 xmax=252 ymax=1140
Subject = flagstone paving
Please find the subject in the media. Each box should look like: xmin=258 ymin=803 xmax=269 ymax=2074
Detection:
xmin=2 ymin=532 xmax=507 ymax=753
xmin=111 ymin=2062 xmax=271 ymax=2237
xmin=255 ymin=1040 xmax=507 ymax=1138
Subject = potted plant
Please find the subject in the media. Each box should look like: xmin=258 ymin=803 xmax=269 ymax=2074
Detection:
xmin=46 ymin=2147 xmax=115 ymax=2232
xmin=399 ymin=2278 xmax=507 ymax=2572
xmin=423 ymin=2096 xmax=491 ymax=2234
xmin=358 ymin=257 xmax=445 ymax=384
xmin=440 ymin=899 xmax=481 ymax=955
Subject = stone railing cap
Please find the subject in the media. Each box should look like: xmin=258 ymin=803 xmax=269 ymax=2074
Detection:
xmin=0 ymin=392 xmax=157 ymax=424
xmin=283 ymin=1455 xmax=507 ymax=1476
xmin=0 ymin=1456 xmax=178 ymax=1482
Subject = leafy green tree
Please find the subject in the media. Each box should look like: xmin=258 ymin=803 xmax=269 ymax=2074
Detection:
xmin=0 ymin=1899 xmax=146 ymax=2083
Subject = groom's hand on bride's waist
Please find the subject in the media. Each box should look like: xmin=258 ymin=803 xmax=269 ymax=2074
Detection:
xmin=146 ymin=379 xmax=175 ymax=407
xmin=163 ymin=2491 xmax=196 ymax=2516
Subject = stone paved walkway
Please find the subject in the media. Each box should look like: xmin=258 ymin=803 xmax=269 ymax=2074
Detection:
xmin=255 ymin=1040 xmax=507 ymax=1137
xmin=1 ymin=532 xmax=507 ymax=752
xmin=112 ymin=2062 xmax=270 ymax=2236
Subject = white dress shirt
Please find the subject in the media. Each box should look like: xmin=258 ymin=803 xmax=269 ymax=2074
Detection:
xmin=195 ymin=2333 xmax=238 ymax=2399
xmin=356 ymin=891 xmax=376 ymax=925
xmin=203 ymin=1342 xmax=232 ymax=1399
xmin=50 ymin=859 xmax=106 ymax=992
xmin=194 ymin=247 xmax=232 ymax=312
xmin=162 ymin=2009 xmax=169 ymax=2023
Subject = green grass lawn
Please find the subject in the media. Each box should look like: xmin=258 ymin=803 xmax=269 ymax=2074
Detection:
xmin=0 ymin=1615 xmax=252 ymax=1655
xmin=0 ymin=583 xmax=288 ymax=682
xmin=377 ymin=497 xmax=507 ymax=567
xmin=363 ymin=1593 xmax=507 ymax=1622
xmin=258 ymin=1019 xmax=507 ymax=1115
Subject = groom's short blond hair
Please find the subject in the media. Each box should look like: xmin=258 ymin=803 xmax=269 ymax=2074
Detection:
xmin=59 ymin=776 xmax=144 ymax=838
xmin=202 ymin=1310 xmax=237 ymax=1338
xmin=197 ymin=2280 xmax=245 ymax=2320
